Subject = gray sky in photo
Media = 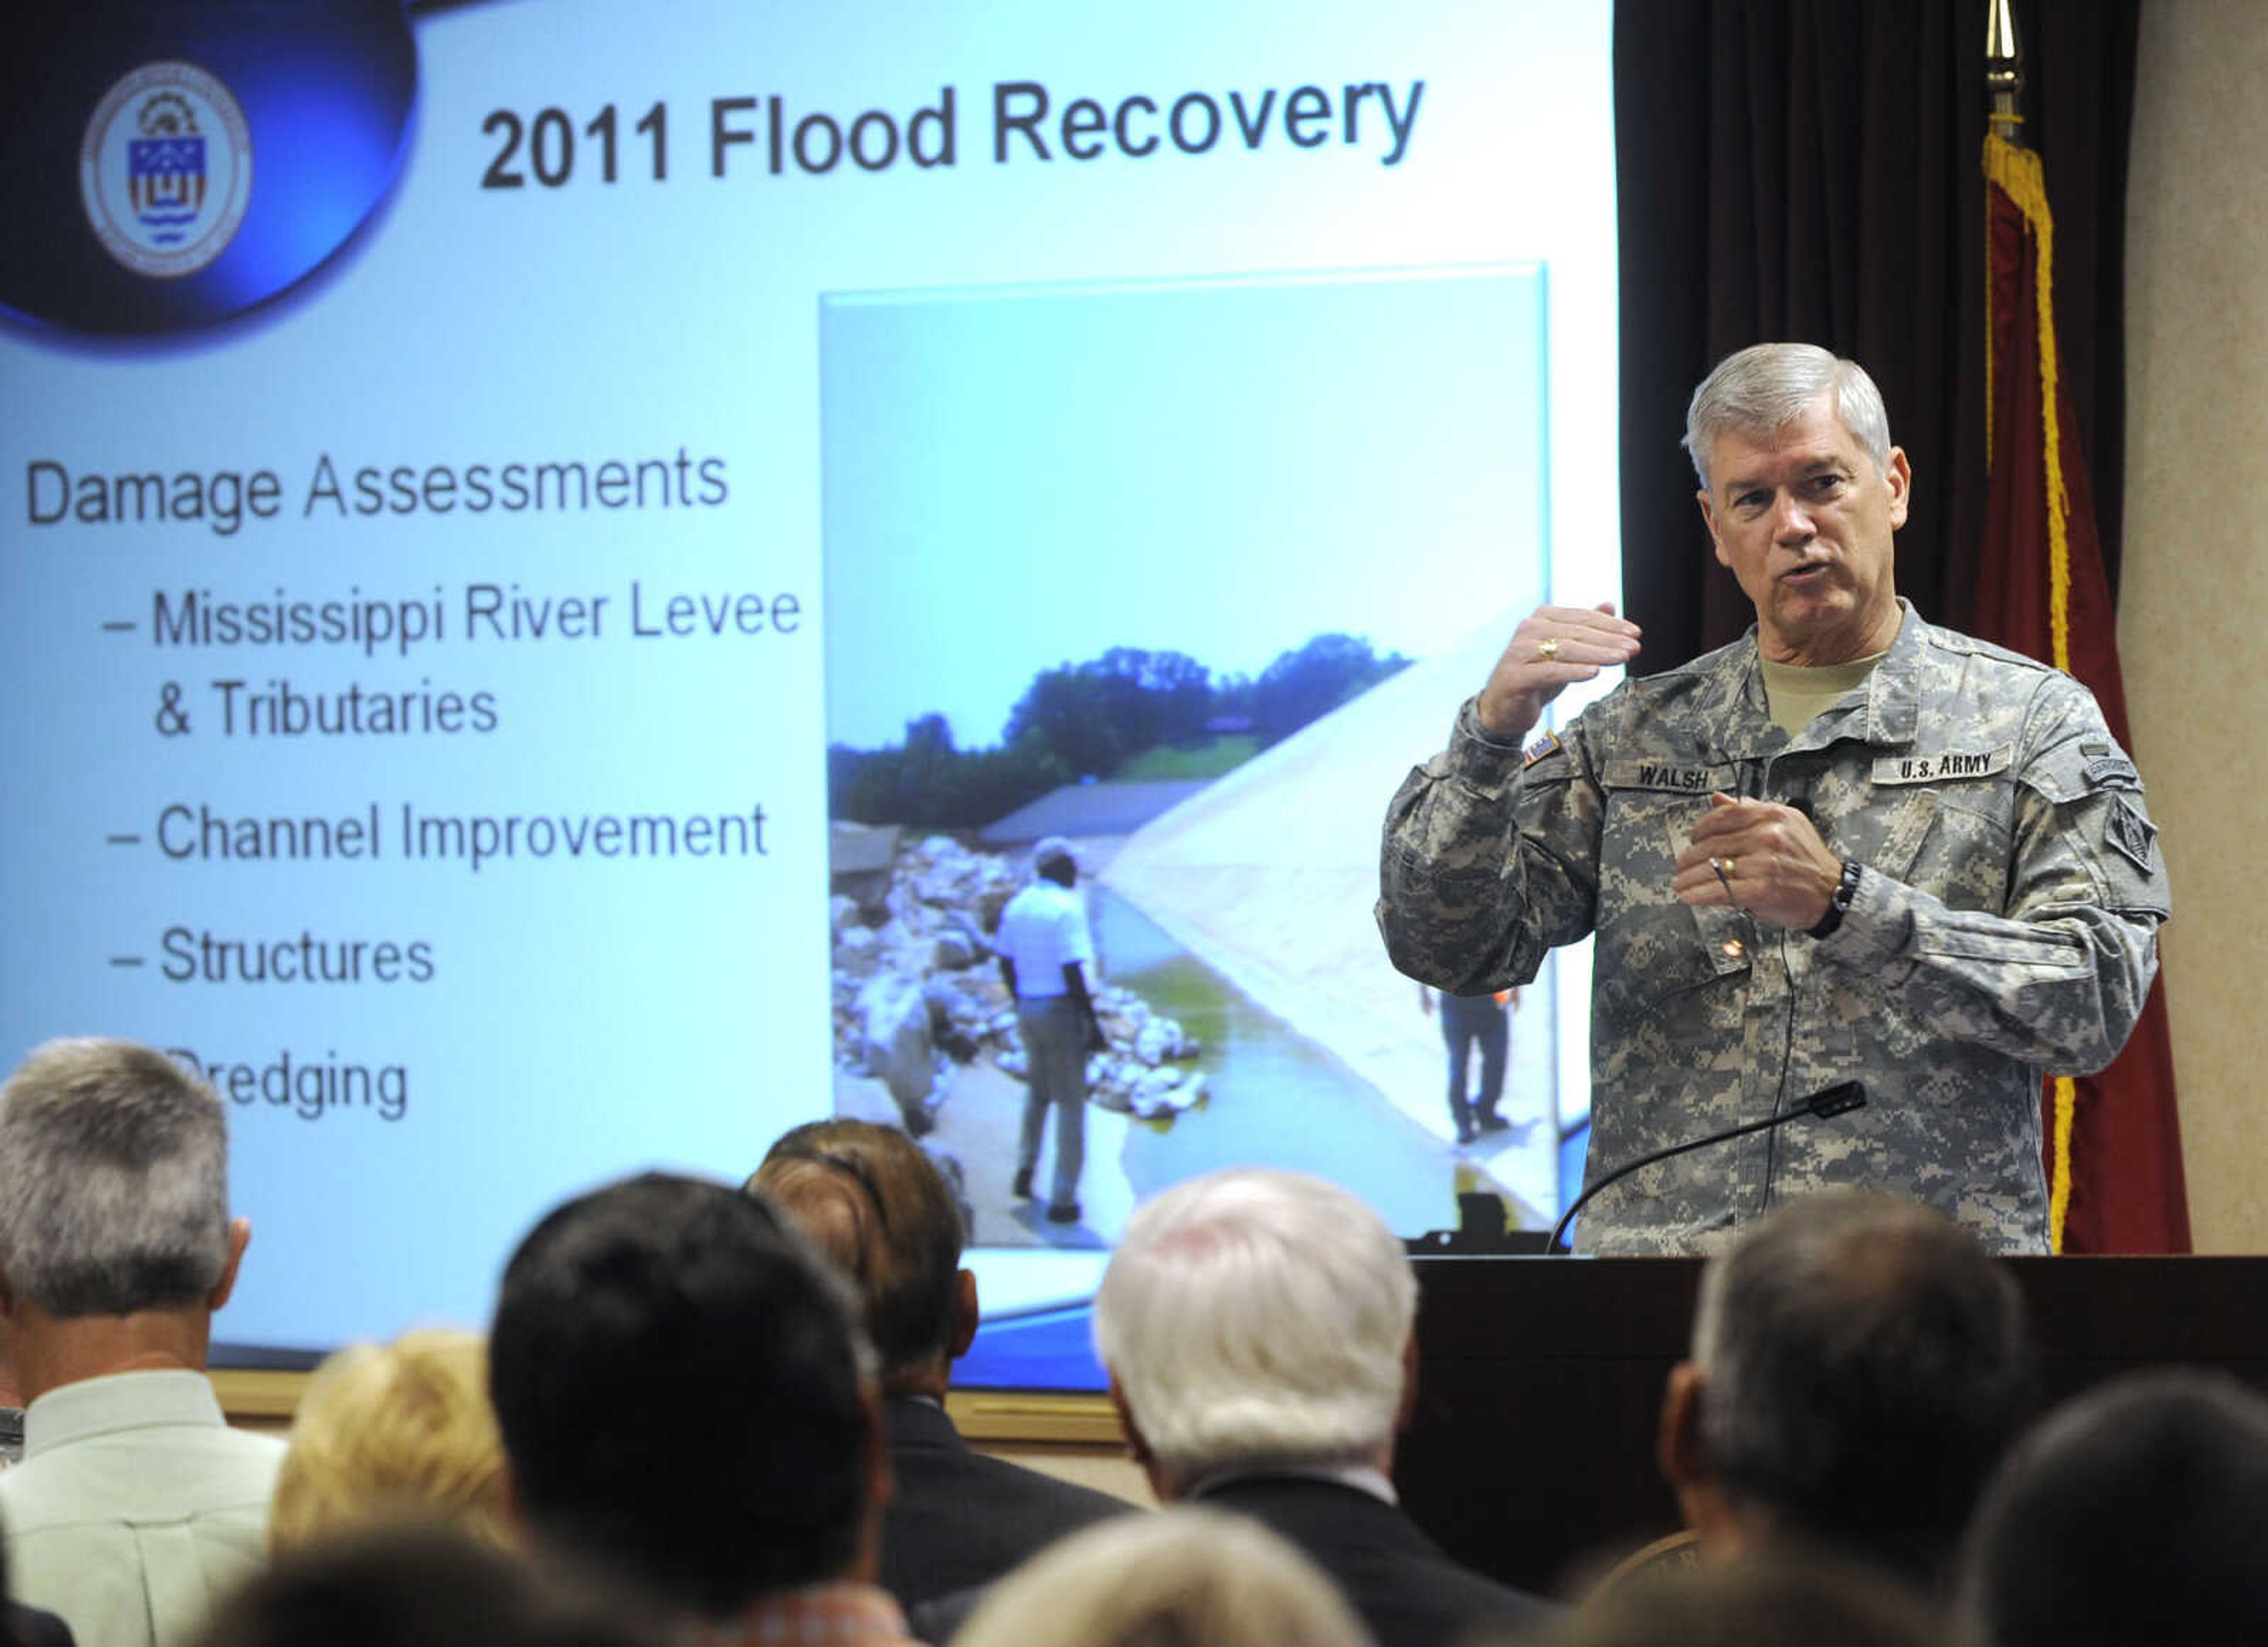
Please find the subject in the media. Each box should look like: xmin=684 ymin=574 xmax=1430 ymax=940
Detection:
xmin=820 ymin=266 xmax=1550 ymax=749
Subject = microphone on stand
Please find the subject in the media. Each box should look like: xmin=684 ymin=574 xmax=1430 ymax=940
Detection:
xmin=1547 ymin=1081 xmax=1867 ymax=1254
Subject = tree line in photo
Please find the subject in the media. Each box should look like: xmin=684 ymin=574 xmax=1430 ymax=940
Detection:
xmin=829 ymin=632 xmax=1411 ymax=829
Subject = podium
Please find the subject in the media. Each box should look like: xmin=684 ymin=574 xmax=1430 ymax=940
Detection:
xmin=1396 ymin=1255 xmax=2268 ymax=1596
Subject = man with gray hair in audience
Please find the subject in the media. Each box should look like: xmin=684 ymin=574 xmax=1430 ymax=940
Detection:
xmin=1094 ymin=1166 xmax=1546 ymax=1647
xmin=0 ymin=1038 xmax=283 ymax=1647
xmin=1657 ymin=1189 xmax=2033 ymax=1598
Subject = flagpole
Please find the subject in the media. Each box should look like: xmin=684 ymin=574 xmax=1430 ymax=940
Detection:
xmin=1987 ymin=0 xmax=2023 ymax=141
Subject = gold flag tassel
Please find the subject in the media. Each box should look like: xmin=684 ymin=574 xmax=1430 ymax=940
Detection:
xmin=1982 ymin=129 xmax=2080 ymax=1253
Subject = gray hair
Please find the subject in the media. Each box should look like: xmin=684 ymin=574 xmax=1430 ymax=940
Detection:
xmin=954 ymin=1506 xmax=1372 ymax=1647
xmin=1690 ymin=1191 xmax=2031 ymax=1587
xmin=0 ymin=1038 xmax=232 ymax=1316
xmin=1093 ymin=1168 xmax=1415 ymax=1490
xmin=1683 ymin=343 xmax=1894 ymax=490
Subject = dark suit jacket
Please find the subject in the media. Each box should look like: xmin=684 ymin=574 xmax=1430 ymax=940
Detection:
xmin=880 ymin=1396 xmax=1130 ymax=1609
xmin=8 ymin=1603 xmax=74 ymax=1647
xmin=1193 ymin=1474 xmax=1550 ymax=1647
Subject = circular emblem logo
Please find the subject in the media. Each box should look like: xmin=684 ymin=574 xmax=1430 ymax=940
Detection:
xmin=80 ymin=61 xmax=253 ymax=279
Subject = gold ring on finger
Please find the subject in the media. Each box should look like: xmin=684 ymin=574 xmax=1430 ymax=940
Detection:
xmin=1535 ymin=637 xmax=1562 ymax=663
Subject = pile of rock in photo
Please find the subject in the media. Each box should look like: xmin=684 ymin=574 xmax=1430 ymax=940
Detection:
xmin=830 ymin=834 xmax=1205 ymax=1131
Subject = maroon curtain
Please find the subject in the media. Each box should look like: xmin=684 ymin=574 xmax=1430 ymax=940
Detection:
xmin=1973 ymin=141 xmax=2188 ymax=1252
xmin=1613 ymin=0 xmax=2136 ymax=670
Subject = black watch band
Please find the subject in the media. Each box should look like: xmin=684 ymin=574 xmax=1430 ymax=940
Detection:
xmin=1808 ymin=860 xmax=1862 ymax=939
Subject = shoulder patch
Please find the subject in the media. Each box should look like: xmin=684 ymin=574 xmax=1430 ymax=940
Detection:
xmin=1523 ymin=730 xmax=1562 ymax=768
xmin=2107 ymin=797 xmax=2158 ymax=872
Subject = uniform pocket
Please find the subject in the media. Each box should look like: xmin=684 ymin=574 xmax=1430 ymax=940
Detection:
xmin=1592 ymin=785 xmax=1753 ymax=1087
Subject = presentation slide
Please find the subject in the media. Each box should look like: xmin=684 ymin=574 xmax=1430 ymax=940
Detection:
xmin=0 ymin=0 xmax=1618 ymax=1368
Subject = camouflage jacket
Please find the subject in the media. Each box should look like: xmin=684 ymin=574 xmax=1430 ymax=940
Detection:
xmin=1377 ymin=605 xmax=2169 ymax=1253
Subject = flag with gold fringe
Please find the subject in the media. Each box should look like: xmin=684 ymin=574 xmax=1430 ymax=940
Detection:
xmin=1972 ymin=132 xmax=2190 ymax=1253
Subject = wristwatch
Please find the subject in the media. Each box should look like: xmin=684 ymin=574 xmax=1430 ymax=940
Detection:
xmin=1807 ymin=859 xmax=1862 ymax=939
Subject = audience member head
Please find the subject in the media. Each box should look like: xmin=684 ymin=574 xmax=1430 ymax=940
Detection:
xmin=0 ymin=1038 xmax=250 ymax=1396
xmin=1659 ymin=1191 xmax=2031 ymax=1591
xmin=270 ymin=1328 xmax=510 ymax=1554
xmin=489 ymin=1172 xmax=884 ymax=1619
xmin=1511 ymin=1555 xmax=1948 ymax=1647
xmin=194 ymin=1526 xmax=655 ymax=1647
xmin=748 ymin=1119 xmax=976 ymax=1396
xmin=1093 ymin=1167 xmax=1416 ymax=1496
xmin=1958 ymin=1368 xmax=2268 ymax=1647
xmin=951 ymin=1506 xmax=1371 ymax=1647
xmin=1683 ymin=342 xmax=1893 ymax=490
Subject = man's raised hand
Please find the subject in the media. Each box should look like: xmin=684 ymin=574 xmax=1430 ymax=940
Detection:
xmin=1475 ymin=603 xmax=1643 ymax=741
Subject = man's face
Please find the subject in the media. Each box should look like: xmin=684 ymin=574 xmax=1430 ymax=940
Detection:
xmin=1697 ymin=391 xmax=1911 ymax=664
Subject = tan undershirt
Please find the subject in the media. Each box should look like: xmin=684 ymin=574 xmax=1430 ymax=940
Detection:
xmin=1758 ymin=648 xmax=1889 ymax=736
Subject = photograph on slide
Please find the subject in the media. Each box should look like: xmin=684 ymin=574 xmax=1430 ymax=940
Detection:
xmin=819 ymin=264 xmax=1565 ymax=1253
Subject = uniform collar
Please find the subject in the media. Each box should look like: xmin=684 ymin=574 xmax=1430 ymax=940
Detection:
xmin=1728 ymin=598 xmax=1924 ymax=756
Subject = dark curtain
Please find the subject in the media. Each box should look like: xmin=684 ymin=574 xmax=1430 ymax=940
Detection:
xmin=1614 ymin=0 xmax=2137 ymax=674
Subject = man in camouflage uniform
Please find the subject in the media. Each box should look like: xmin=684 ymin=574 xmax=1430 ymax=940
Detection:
xmin=1377 ymin=343 xmax=2169 ymax=1254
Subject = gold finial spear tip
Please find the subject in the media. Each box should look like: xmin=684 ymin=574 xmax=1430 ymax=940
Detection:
xmin=1986 ymin=0 xmax=2021 ymax=64
xmin=1986 ymin=0 xmax=2024 ymax=135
